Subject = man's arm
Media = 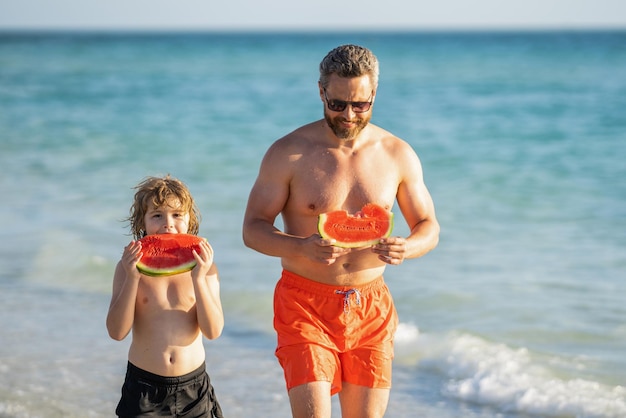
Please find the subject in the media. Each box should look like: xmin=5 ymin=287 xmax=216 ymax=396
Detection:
xmin=242 ymin=140 xmax=303 ymax=258
xmin=242 ymin=140 xmax=348 ymax=265
xmin=372 ymin=142 xmax=440 ymax=264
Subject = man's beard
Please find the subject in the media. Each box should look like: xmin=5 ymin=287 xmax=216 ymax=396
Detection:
xmin=324 ymin=111 xmax=370 ymax=140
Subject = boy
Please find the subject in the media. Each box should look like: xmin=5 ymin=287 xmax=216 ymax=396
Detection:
xmin=107 ymin=175 xmax=224 ymax=418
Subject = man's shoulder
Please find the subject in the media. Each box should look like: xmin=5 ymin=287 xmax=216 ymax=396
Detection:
xmin=269 ymin=120 xmax=323 ymax=150
xmin=368 ymin=124 xmax=413 ymax=150
xmin=365 ymin=125 xmax=422 ymax=168
xmin=367 ymin=123 xmax=401 ymax=141
xmin=258 ymin=122 xmax=317 ymax=170
xmin=283 ymin=120 xmax=323 ymax=140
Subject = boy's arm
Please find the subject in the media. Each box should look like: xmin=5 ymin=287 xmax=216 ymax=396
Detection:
xmin=106 ymin=241 xmax=142 ymax=340
xmin=191 ymin=240 xmax=224 ymax=340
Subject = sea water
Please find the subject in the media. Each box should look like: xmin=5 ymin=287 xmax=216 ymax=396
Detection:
xmin=1 ymin=31 xmax=625 ymax=417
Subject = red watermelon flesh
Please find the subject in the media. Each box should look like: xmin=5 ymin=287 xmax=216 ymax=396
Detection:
xmin=318 ymin=203 xmax=394 ymax=248
xmin=136 ymin=234 xmax=206 ymax=277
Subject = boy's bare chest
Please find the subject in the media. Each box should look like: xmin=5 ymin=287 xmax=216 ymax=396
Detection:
xmin=137 ymin=275 xmax=196 ymax=311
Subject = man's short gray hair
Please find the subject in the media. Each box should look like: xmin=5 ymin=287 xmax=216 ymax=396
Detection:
xmin=319 ymin=44 xmax=379 ymax=89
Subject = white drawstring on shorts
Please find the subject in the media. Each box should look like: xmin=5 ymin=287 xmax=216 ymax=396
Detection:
xmin=335 ymin=289 xmax=361 ymax=314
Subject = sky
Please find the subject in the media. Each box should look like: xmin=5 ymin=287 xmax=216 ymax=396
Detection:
xmin=1 ymin=0 xmax=626 ymax=31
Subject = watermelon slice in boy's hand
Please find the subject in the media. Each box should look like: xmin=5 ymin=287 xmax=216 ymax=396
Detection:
xmin=317 ymin=203 xmax=394 ymax=248
xmin=136 ymin=234 xmax=206 ymax=277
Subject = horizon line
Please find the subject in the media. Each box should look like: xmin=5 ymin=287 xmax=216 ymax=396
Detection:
xmin=1 ymin=25 xmax=626 ymax=34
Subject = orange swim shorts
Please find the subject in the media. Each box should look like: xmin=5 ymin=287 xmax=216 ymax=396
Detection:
xmin=274 ymin=270 xmax=398 ymax=395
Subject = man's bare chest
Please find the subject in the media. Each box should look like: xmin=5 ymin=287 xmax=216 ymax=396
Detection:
xmin=289 ymin=157 xmax=398 ymax=214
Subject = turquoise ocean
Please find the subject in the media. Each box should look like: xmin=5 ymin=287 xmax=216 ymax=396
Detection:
xmin=1 ymin=31 xmax=625 ymax=417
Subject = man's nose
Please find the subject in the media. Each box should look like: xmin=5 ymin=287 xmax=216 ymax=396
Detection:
xmin=342 ymin=105 xmax=357 ymax=118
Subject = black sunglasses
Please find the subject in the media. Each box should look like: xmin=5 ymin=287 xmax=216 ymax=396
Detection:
xmin=323 ymin=89 xmax=373 ymax=113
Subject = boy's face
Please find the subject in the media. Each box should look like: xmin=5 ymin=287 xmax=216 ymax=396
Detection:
xmin=143 ymin=198 xmax=190 ymax=235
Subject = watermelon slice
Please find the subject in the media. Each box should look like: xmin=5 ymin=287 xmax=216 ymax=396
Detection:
xmin=136 ymin=234 xmax=206 ymax=277
xmin=318 ymin=203 xmax=394 ymax=248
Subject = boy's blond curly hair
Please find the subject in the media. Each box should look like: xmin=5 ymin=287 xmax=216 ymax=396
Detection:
xmin=126 ymin=175 xmax=201 ymax=239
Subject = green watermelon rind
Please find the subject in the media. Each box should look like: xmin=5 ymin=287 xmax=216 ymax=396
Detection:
xmin=317 ymin=206 xmax=394 ymax=248
xmin=136 ymin=260 xmax=198 ymax=277
xmin=135 ymin=234 xmax=205 ymax=277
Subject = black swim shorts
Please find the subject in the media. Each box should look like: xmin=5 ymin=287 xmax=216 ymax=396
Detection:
xmin=115 ymin=362 xmax=224 ymax=418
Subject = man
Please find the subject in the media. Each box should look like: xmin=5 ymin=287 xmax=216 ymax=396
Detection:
xmin=242 ymin=44 xmax=439 ymax=418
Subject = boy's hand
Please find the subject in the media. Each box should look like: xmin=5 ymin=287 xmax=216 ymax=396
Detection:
xmin=191 ymin=239 xmax=214 ymax=278
xmin=121 ymin=240 xmax=142 ymax=279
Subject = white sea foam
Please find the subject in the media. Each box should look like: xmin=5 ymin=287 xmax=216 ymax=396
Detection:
xmin=395 ymin=324 xmax=626 ymax=418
